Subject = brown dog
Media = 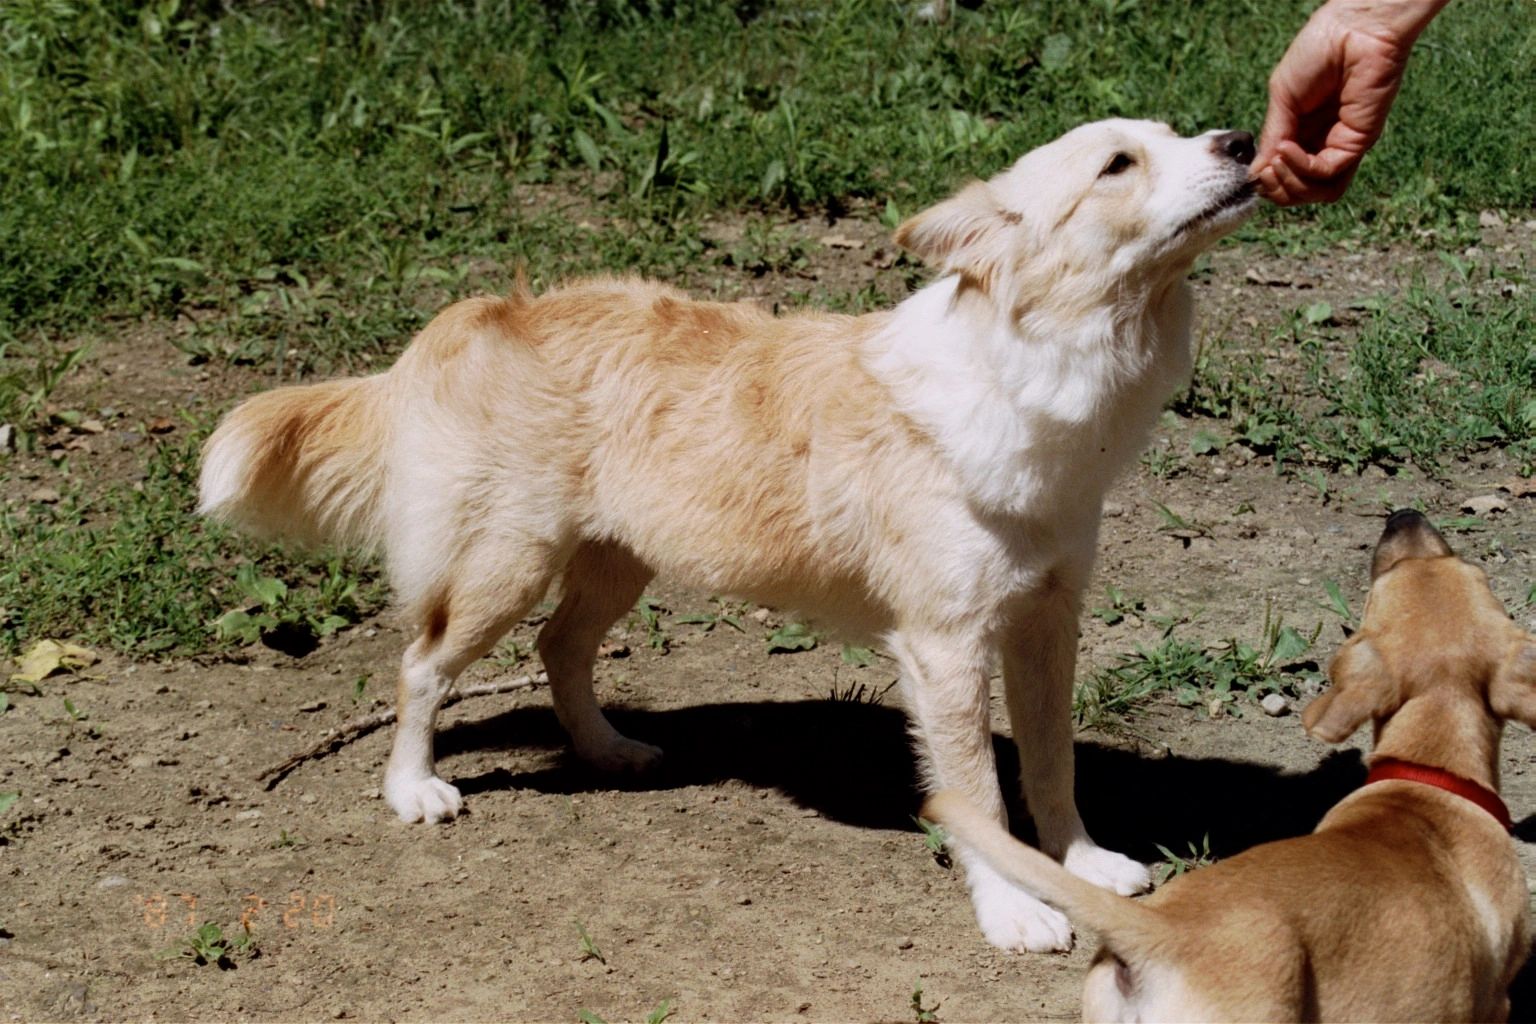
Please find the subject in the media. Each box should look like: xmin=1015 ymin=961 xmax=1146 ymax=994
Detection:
xmin=926 ymin=509 xmax=1533 ymax=1021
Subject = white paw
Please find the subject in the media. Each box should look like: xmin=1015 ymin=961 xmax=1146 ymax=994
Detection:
xmin=385 ymin=774 xmax=463 ymax=823
xmin=970 ymin=870 xmax=1074 ymax=953
xmin=1063 ymin=843 xmax=1151 ymax=895
xmin=578 ymin=733 xmax=664 ymax=773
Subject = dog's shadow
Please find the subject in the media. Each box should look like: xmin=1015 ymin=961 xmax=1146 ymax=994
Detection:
xmin=441 ymin=698 xmax=1536 ymax=1017
xmin=443 ymin=698 xmax=1360 ymax=854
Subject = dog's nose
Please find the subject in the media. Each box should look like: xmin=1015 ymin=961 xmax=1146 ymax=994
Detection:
xmin=1371 ymin=508 xmax=1453 ymax=578
xmin=1383 ymin=508 xmax=1430 ymax=535
xmin=1211 ymin=130 xmax=1255 ymax=165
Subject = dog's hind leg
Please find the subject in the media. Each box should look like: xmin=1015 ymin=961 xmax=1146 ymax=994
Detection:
xmin=1004 ymin=576 xmax=1150 ymax=896
xmin=384 ymin=548 xmax=559 ymax=824
xmin=538 ymin=541 xmax=663 ymax=772
xmin=892 ymin=628 xmax=1075 ymax=953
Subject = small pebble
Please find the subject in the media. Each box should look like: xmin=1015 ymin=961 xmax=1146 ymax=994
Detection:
xmin=299 ymin=700 xmax=327 ymax=713
xmin=235 ymin=809 xmax=264 ymax=821
xmin=897 ymin=937 xmax=914 ymax=950
xmin=1260 ymin=693 xmax=1290 ymax=717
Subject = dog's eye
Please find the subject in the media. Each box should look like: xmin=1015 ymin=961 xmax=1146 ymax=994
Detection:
xmin=1100 ymin=152 xmax=1135 ymax=177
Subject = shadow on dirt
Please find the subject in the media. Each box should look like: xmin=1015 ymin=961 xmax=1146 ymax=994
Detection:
xmin=442 ymin=697 xmax=1366 ymax=859
xmin=444 ymin=696 xmax=1536 ymax=1017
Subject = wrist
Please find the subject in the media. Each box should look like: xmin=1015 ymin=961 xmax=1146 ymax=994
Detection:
xmin=1324 ymin=0 xmax=1451 ymax=47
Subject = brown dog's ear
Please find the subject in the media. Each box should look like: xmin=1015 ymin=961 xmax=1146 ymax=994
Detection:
xmin=893 ymin=181 xmax=1016 ymax=282
xmin=1489 ymin=639 xmax=1536 ymax=729
xmin=1303 ymin=638 xmax=1394 ymax=743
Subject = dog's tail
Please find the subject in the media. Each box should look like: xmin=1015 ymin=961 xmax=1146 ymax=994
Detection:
xmin=198 ymin=374 xmax=392 ymax=551
xmin=922 ymin=790 xmax=1166 ymax=951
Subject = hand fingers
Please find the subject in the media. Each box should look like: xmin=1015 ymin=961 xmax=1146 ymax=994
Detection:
xmin=1256 ymin=91 xmax=1301 ymax=170
xmin=1281 ymin=140 xmax=1359 ymax=182
xmin=1264 ymin=147 xmax=1356 ymax=205
xmin=1255 ymin=164 xmax=1290 ymax=205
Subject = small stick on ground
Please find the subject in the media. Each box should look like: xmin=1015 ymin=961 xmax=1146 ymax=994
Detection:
xmin=256 ymin=675 xmax=540 ymax=789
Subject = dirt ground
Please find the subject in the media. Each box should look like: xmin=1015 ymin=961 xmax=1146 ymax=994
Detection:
xmin=3 ymin=209 xmax=1536 ymax=1023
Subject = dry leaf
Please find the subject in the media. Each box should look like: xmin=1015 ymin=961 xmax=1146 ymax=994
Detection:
xmin=10 ymin=639 xmax=100 ymax=685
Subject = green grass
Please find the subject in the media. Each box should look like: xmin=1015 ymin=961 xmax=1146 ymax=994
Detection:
xmin=1183 ymin=261 xmax=1536 ymax=475
xmin=0 ymin=1 xmax=1532 ymax=659
xmin=1 ymin=0 xmax=1532 ymax=354
xmin=1075 ymin=608 xmax=1321 ymax=730
xmin=0 ymin=432 xmax=383 ymax=656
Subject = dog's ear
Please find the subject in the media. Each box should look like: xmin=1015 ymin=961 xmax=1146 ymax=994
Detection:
xmin=1303 ymin=637 xmax=1395 ymax=743
xmin=893 ymin=181 xmax=1016 ymax=281
xmin=1489 ymin=638 xmax=1536 ymax=729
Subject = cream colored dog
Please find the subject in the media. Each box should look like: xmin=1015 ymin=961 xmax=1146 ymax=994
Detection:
xmin=199 ymin=119 xmax=1256 ymax=952
xmin=927 ymin=509 xmax=1534 ymax=1019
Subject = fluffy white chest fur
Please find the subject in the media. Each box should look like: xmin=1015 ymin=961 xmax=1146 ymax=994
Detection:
xmin=867 ymin=272 xmax=1193 ymax=518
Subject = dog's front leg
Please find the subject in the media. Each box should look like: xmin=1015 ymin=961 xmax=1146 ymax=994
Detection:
xmin=892 ymin=628 xmax=1075 ymax=952
xmin=1003 ymin=580 xmax=1150 ymax=897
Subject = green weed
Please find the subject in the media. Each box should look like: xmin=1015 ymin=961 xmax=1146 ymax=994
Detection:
xmin=0 ymin=435 xmax=383 ymax=657
xmin=212 ymin=561 xmax=358 ymax=651
xmin=0 ymin=342 xmax=91 ymax=449
xmin=1076 ymin=608 xmax=1320 ymax=729
xmin=839 ymin=644 xmax=878 ymax=667
xmin=674 ymin=600 xmax=746 ymax=634
xmin=633 ymin=596 xmax=669 ymax=652
xmin=576 ymin=1002 xmax=673 ymax=1024
xmin=1153 ymin=834 xmax=1215 ymax=885
xmin=1319 ymin=580 xmax=1355 ymax=626
xmin=766 ymin=622 xmax=818 ymax=653
xmin=1093 ymin=586 xmax=1146 ymax=627
xmin=158 ymin=922 xmax=255 ymax=968
xmin=270 ymin=829 xmax=305 ymax=849
xmin=911 ymin=980 xmax=942 ymax=1024
xmin=1140 ymin=445 xmax=1186 ymax=479
xmin=914 ymin=816 xmax=952 ymax=870
xmin=575 ymin=919 xmax=605 ymax=965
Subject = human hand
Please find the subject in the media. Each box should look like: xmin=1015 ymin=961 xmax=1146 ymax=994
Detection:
xmin=1256 ymin=0 xmax=1448 ymax=206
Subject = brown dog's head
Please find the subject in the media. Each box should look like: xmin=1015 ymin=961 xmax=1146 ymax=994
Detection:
xmin=1303 ymin=509 xmax=1536 ymax=743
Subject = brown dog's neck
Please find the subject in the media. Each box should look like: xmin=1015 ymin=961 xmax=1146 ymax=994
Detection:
xmin=1371 ymin=692 xmax=1503 ymax=792
xmin=1364 ymin=757 xmax=1513 ymax=831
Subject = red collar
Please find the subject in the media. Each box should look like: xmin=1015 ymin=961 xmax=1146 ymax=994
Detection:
xmin=1365 ymin=757 xmax=1513 ymax=832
